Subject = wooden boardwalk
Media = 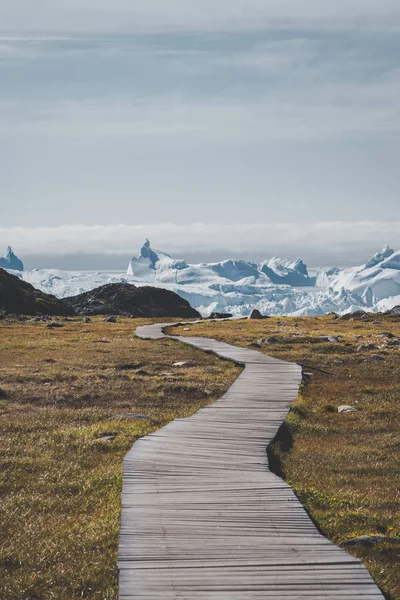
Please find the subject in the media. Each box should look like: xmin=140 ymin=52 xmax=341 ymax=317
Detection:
xmin=118 ymin=322 xmax=384 ymax=599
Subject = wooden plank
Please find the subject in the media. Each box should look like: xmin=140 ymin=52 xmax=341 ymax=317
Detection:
xmin=118 ymin=322 xmax=384 ymax=599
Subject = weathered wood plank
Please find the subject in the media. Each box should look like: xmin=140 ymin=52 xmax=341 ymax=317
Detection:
xmin=118 ymin=322 xmax=384 ymax=599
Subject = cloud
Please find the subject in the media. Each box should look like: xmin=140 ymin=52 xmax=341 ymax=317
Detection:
xmin=1 ymin=1 xmax=400 ymax=35
xmin=1 ymin=222 xmax=400 ymax=267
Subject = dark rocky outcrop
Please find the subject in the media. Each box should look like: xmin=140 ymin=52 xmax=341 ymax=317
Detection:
xmin=0 ymin=268 xmax=73 ymax=316
xmin=63 ymin=282 xmax=201 ymax=318
xmin=209 ymin=312 xmax=233 ymax=320
xmin=385 ymin=305 xmax=400 ymax=316
xmin=248 ymin=309 xmax=267 ymax=320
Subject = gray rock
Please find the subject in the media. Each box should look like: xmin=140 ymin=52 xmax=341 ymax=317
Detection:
xmin=248 ymin=309 xmax=266 ymax=320
xmin=83 ymin=316 xmax=92 ymax=323
xmin=367 ymin=354 xmax=385 ymax=361
xmin=319 ymin=335 xmax=340 ymax=343
xmin=376 ymin=332 xmax=395 ymax=338
xmin=104 ymin=316 xmax=117 ymax=323
xmin=338 ymin=405 xmax=357 ymax=413
xmin=340 ymin=535 xmax=400 ymax=548
xmin=357 ymin=343 xmax=377 ymax=351
xmin=173 ymin=361 xmax=194 ymax=367
xmin=96 ymin=434 xmax=117 ymax=442
xmin=258 ymin=337 xmax=282 ymax=344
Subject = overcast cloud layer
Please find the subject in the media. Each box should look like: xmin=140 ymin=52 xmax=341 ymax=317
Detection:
xmin=2 ymin=1 xmax=400 ymax=34
xmin=1 ymin=1 xmax=399 ymax=262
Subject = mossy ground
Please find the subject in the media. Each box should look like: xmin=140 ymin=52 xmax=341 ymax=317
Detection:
xmin=170 ymin=314 xmax=400 ymax=600
xmin=0 ymin=317 xmax=241 ymax=599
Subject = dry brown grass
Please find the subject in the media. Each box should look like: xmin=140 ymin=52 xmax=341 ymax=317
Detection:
xmin=170 ymin=315 xmax=400 ymax=600
xmin=0 ymin=317 xmax=241 ymax=599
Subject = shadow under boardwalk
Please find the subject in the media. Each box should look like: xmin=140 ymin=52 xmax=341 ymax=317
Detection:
xmin=118 ymin=322 xmax=384 ymax=599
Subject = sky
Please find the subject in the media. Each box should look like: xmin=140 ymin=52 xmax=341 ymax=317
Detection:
xmin=1 ymin=1 xmax=400 ymax=268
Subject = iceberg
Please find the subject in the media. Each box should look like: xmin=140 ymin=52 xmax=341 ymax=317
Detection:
xmin=259 ymin=257 xmax=315 ymax=286
xmin=0 ymin=246 xmax=24 ymax=271
xmin=18 ymin=240 xmax=400 ymax=318
xmin=329 ymin=246 xmax=400 ymax=302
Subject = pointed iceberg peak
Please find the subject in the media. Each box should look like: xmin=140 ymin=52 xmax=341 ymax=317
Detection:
xmin=365 ymin=245 xmax=394 ymax=269
xmin=127 ymin=240 xmax=187 ymax=277
xmin=139 ymin=239 xmax=166 ymax=266
xmin=0 ymin=246 xmax=24 ymax=271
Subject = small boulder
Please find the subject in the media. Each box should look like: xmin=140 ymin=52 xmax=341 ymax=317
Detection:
xmin=366 ymin=354 xmax=385 ymax=362
xmin=258 ymin=337 xmax=282 ymax=344
xmin=104 ymin=316 xmax=117 ymax=323
xmin=248 ymin=309 xmax=266 ymax=320
xmin=376 ymin=332 xmax=395 ymax=338
xmin=340 ymin=536 xmax=400 ymax=548
xmin=357 ymin=343 xmax=376 ymax=351
xmin=83 ymin=316 xmax=92 ymax=323
xmin=319 ymin=335 xmax=340 ymax=343
xmin=338 ymin=405 xmax=357 ymax=413
xmin=134 ymin=368 xmax=148 ymax=376
xmin=173 ymin=361 xmax=193 ymax=368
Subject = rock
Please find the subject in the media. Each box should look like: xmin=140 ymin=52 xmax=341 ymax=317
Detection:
xmin=64 ymin=282 xmax=200 ymax=318
xmin=249 ymin=342 xmax=261 ymax=348
xmin=385 ymin=305 xmax=400 ymax=316
xmin=173 ymin=361 xmax=193 ymax=368
xmin=339 ymin=310 xmax=371 ymax=321
xmin=134 ymin=368 xmax=148 ymax=375
xmin=104 ymin=316 xmax=117 ymax=323
xmin=366 ymin=354 xmax=385 ymax=361
xmin=204 ymin=389 xmax=213 ymax=396
xmin=183 ymin=327 xmax=190 ymax=331
xmin=356 ymin=343 xmax=377 ymax=351
xmin=83 ymin=316 xmax=92 ymax=323
xmin=388 ymin=339 xmax=399 ymax=346
xmin=340 ymin=536 xmax=400 ymax=548
xmin=258 ymin=337 xmax=282 ymax=344
xmin=46 ymin=322 xmax=64 ymax=329
xmin=338 ymin=405 xmax=357 ymax=413
xmin=319 ymin=335 xmax=340 ymax=343
xmin=0 ymin=268 xmax=74 ymax=317
xmin=209 ymin=312 xmax=233 ymax=319
xmin=95 ymin=434 xmax=117 ymax=442
xmin=248 ymin=309 xmax=266 ymax=320
xmin=376 ymin=332 xmax=395 ymax=338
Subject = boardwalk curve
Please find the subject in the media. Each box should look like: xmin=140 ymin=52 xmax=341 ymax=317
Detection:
xmin=118 ymin=322 xmax=384 ymax=599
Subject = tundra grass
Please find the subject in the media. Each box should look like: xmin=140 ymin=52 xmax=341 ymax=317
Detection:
xmin=0 ymin=317 xmax=241 ymax=600
xmin=170 ymin=315 xmax=400 ymax=600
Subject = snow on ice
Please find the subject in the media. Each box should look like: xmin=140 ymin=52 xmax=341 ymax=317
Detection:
xmin=6 ymin=240 xmax=400 ymax=317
